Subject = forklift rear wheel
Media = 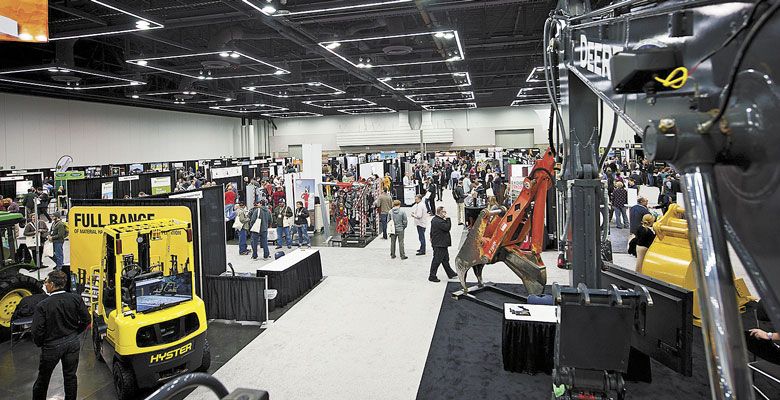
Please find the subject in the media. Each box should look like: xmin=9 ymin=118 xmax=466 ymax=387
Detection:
xmin=112 ymin=360 xmax=137 ymax=400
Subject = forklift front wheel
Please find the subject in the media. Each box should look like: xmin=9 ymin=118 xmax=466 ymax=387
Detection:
xmin=196 ymin=338 xmax=211 ymax=372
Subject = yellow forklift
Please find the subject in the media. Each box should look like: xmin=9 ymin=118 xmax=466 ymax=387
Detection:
xmin=89 ymin=218 xmax=210 ymax=400
xmin=642 ymin=204 xmax=756 ymax=326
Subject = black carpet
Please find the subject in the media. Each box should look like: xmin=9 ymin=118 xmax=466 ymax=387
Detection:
xmin=417 ymin=282 xmax=719 ymax=400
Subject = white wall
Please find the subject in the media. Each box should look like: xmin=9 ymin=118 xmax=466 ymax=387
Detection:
xmin=270 ymin=105 xmax=637 ymax=153
xmin=0 ymin=93 xmax=240 ymax=169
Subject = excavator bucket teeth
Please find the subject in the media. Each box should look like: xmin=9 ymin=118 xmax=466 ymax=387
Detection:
xmin=499 ymin=248 xmax=546 ymax=295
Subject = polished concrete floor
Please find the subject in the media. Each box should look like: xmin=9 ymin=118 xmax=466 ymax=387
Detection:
xmin=0 ymin=321 xmax=263 ymax=400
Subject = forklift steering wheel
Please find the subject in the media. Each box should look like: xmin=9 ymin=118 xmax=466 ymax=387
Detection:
xmin=121 ymin=264 xmax=142 ymax=280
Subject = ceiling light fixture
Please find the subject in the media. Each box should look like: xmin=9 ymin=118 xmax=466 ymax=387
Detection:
xmin=210 ymin=103 xmax=288 ymax=114
xmin=51 ymin=0 xmax=164 ymax=40
xmin=18 ymin=33 xmax=32 ymax=41
xmin=319 ymin=30 xmax=465 ymax=68
xmin=526 ymin=66 xmax=547 ymax=83
xmin=131 ymin=95 xmax=139 ymax=99
xmin=0 ymin=66 xmax=146 ymax=90
xmin=302 ymin=98 xmax=377 ymax=109
xmin=405 ymin=91 xmax=475 ymax=103
xmin=243 ymin=0 xmax=412 ymax=17
xmin=244 ymin=82 xmax=343 ymax=97
xmin=378 ymin=72 xmax=472 ymax=91
xmin=127 ymin=51 xmax=290 ymax=79
xmin=325 ymin=42 xmax=341 ymax=50
xmin=219 ymin=52 xmax=230 ymax=57
xmin=338 ymin=107 xmax=396 ymax=115
xmin=261 ymin=111 xmax=323 ymax=118
xmin=421 ymin=102 xmax=477 ymax=111
xmin=35 ymin=34 xmax=47 ymax=42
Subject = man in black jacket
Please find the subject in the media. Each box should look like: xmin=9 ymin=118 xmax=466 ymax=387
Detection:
xmin=428 ymin=206 xmax=457 ymax=282
xmin=32 ymin=270 xmax=90 ymax=400
xmin=426 ymin=178 xmax=437 ymax=215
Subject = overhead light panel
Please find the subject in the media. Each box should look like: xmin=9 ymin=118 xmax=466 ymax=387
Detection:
xmin=261 ymin=111 xmax=323 ymax=119
xmin=338 ymin=107 xmax=396 ymax=115
xmin=302 ymin=98 xmax=377 ymax=109
xmin=0 ymin=65 xmax=146 ymax=91
xmin=511 ymin=99 xmax=551 ymax=107
xmin=243 ymin=0 xmax=412 ymax=17
xmin=210 ymin=104 xmax=288 ymax=114
xmin=526 ymin=66 xmax=548 ymax=83
xmin=319 ymin=30 xmax=465 ymax=68
xmin=406 ymin=91 xmax=475 ymax=103
xmin=50 ymin=0 xmax=164 ymax=41
xmin=421 ymin=102 xmax=477 ymax=111
xmin=243 ymin=82 xmax=344 ymax=98
xmin=127 ymin=51 xmax=290 ymax=80
xmin=378 ymin=72 xmax=472 ymax=91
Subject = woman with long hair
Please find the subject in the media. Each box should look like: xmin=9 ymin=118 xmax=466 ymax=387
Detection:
xmin=635 ymin=213 xmax=656 ymax=274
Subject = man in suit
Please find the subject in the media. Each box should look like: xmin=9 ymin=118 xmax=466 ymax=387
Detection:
xmin=428 ymin=206 xmax=457 ymax=282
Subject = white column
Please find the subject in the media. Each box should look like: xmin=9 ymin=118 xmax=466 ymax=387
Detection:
xmin=248 ymin=122 xmax=257 ymax=157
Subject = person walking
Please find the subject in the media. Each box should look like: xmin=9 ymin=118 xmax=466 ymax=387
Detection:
xmin=389 ymin=200 xmax=408 ymax=260
xmin=411 ymin=195 xmax=427 ymax=255
xmin=377 ymin=188 xmax=393 ymax=239
xmin=453 ymin=179 xmax=466 ymax=225
xmin=294 ymin=201 xmax=311 ymax=248
xmin=48 ymin=213 xmax=67 ymax=270
xmin=22 ymin=188 xmax=36 ymax=217
xmin=426 ymin=178 xmax=437 ymax=215
xmin=224 ymin=183 xmax=237 ymax=220
xmin=612 ymin=181 xmax=628 ymax=229
xmin=629 ymin=197 xmax=651 ymax=235
xmin=274 ymin=199 xmax=293 ymax=249
xmin=235 ymin=203 xmax=250 ymax=255
xmin=428 ymin=206 xmax=457 ymax=282
xmin=32 ymin=270 xmax=90 ymax=400
xmin=250 ymin=201 xmax=272 ymax=260
xmin=437 ymin=171 xmax=446 ymax=201
xmin=37 ymin=189 xmax=52 ymax=223
xmin=24 ymin=214 xmax=48 ymax=265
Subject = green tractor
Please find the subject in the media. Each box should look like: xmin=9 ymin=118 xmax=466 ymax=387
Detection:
xmin=0 ymin=211 xmax=44 ymax=332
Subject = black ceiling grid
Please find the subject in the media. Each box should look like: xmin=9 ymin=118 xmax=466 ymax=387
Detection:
xmin=0 ymin=0 xmax=557 ymax=118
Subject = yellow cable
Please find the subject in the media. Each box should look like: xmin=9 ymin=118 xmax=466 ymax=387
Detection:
xmin=654 ymin=67 xmax=689 ymax=89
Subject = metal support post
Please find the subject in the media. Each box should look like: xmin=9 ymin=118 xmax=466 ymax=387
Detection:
xmin=681 ymin=167 xmax=753 ymax=399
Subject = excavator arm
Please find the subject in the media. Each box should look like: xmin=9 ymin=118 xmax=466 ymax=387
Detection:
xmin=454 ymin=148 xmax=556 ymax=294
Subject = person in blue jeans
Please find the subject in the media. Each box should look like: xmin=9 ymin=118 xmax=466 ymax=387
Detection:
xmin=48 ymin=213 xmax=68 ymax=269
xmin=293 ymin=201 xmax=311 ymax=248
xmin=235 ymin=203 xmax=250 ymax=255
xmin=249 ymin=201 xmax=272 ymax=260
xmin=274 ymin=199 xmax=293 ymax=249
xmin=411 ymin=195 xmax=427 ymax=255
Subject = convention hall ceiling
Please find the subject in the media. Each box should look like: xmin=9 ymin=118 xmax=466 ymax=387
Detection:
xmin=0 ymin=0 xmax=557 ymax=117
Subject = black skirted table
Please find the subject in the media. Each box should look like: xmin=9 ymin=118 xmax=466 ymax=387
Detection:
xmin=502 ymin=303 xmax=559 ymax=374
xmin=256 ymin=249 xmax=323 ymax=311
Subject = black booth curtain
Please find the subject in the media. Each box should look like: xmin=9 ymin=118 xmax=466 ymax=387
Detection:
xmin=203 ymin=275 xmax=266 ymax=322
